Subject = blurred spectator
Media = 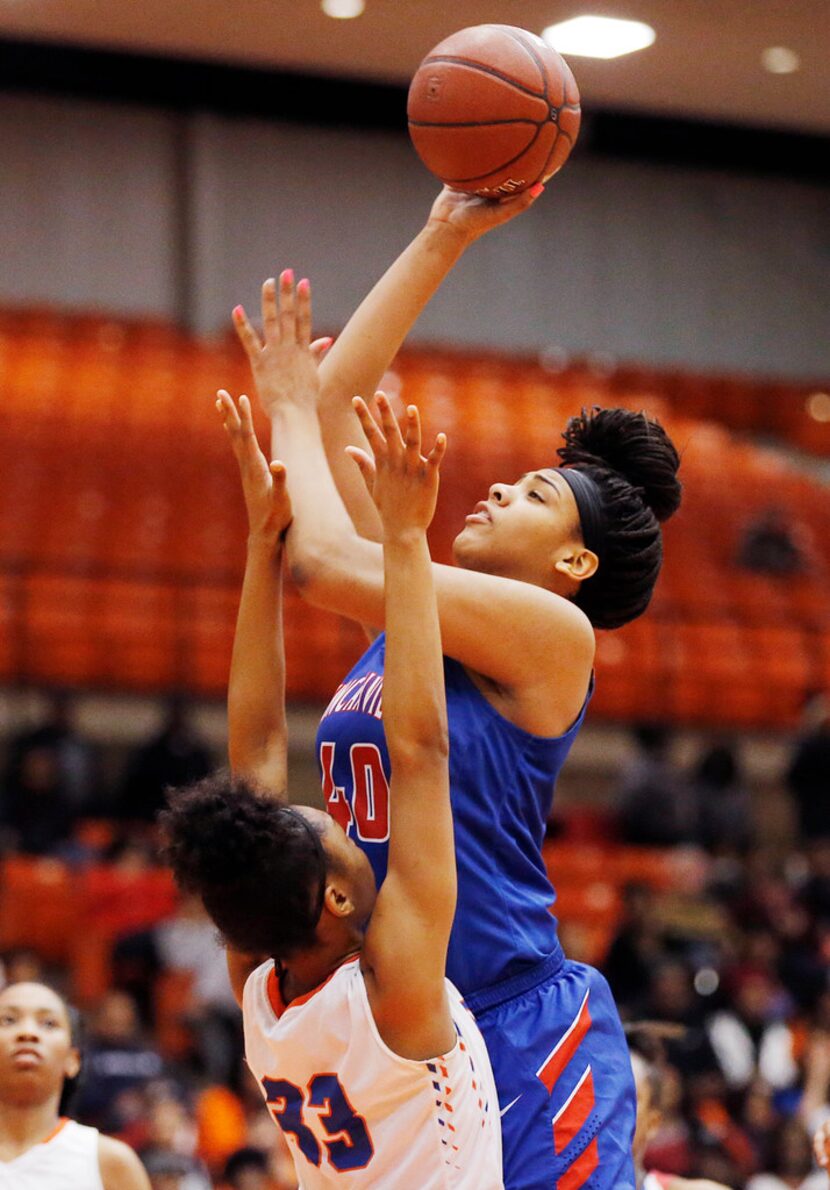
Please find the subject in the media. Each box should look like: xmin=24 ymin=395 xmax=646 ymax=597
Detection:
xmin=1 ymin=691 xmax=97 ymax=854
xmin=221 ymin=1146 xmax=291 ymax=1190
xmin=799 ymin=841 xmax=830 ymax=924
xmin=616 ymin=725 xmax=695 ymax=848
xmin=745 ymin=1118 xmax=827 ymax=1189
xmin=646 ymin=960 xmax=722 ymax=1081
xmin=125 ymin=1081 xmax=212 ymax=1189
xmin=141 ymin=1148 xmax=209 ymax=1190
xmin=155 ymin=894 xmax=241 ymax=1086
xmin=738 ymin=1078 xmax=782 ymax=1172
xmin=604 ymin=882 xmax=665 ymax=1014
xmin=628 ymin=1023 xmax=733 ymax=1188
xmin=737 ymin=508 xmax=806 ymax=577
xmin=76 ymin=989 xmax=165 ymax=1129
xmin=120 ymin=698 xmax=212 ymax=822
xmin=787 ymin=697 xmax=830 ymax=841
xmin=0 ymin=947 xmax=45 ymax=986
xmin=116 ymin=893 xmax=241 ymax=1085
xmin=690 ymin=743 xmax=753 ymax=854
xmin=706 ymin=971 xmax=798 ymax=1093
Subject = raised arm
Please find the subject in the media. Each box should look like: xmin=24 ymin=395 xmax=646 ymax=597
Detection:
xmin=218 ymin=390 xmax=292 ymax=794
xmin=234 ymin=277 xmax=594 ymax=738
xmin=313 ymin=186 xmax=544 ymax=540
xmin=349 ymin=395 xmax=455 ymax=1058
xmin=216 ymin=389 xmax=300 ymax=1003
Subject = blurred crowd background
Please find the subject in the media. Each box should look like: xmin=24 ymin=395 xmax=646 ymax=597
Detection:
xmin=1 ymin=690 xmax=828 ymax=1188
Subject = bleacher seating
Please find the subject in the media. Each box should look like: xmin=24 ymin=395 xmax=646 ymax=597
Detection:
xmin=0 ymin=305 xmax=828 ymax=727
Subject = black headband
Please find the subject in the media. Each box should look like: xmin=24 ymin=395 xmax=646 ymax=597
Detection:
xmin=283 ymin=806 xmax=327 ymax=929
xmin=556 ymin=467 xmax=606 ymax=557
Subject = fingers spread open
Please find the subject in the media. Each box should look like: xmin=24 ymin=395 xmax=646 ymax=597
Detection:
xmin=216 ymin=389 xmax=241 ymax=433
xmin=237 ymin=394 xmax=255 ymax=436
xmin=232 ymin=306 xmax=262 ymax=360
xmin=310 ymin=336 xmax=334 ymax=362
xmin=427 ymin=431 xmax=447 ymax=471
xmin=403 ymin=405 xmax=422 ymax=457
xmin=261 ymin=278 xmax=280 ymax=344
xmin=296 ymin=278 xmax=312 ymax=349
xmin=345 ymin=444 xmax=376 ymax=494
xmin=279 ymin=269 xmax=297 ymax=342
xmin=352 ymin=396 xmax=387 ymax=457
xmin=374 ymin=392 xmax=402 ymax=454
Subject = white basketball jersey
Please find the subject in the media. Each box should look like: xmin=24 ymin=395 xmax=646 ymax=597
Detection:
xmin=0 ymin=1119 xmax=104 ymax=1189
xmin=243 ymin=956 xmax=503 ymax=1189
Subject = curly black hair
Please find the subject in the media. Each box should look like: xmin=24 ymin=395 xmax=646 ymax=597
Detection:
xmin=558 ymin=407 xmax=682 ymax=629
xmin=159 ymin=774 xmax=328 ymax=959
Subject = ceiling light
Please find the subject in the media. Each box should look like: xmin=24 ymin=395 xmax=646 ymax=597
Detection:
xmin=805 ymin=392 xmax=830 ymax=423
xmin=761 ymin=46 xmax=800 ymax=74
xmin=321 ymin=0 xmax=365 ymax=18
xmin=542 ymin=15 xmax=656 ymax=59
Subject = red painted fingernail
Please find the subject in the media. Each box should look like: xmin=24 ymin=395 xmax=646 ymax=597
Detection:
xmin=529 ymin=183 xmax=545 ymax=198
xmin=322 ymin=336 xmax=334 ymax=347
xmin=281 ymin=268 xmax=294 ymax=285
xmin=297 ymin=278 xmax=310 ymax=294
xmin=233 ymin=305 xmax=244 ymax=319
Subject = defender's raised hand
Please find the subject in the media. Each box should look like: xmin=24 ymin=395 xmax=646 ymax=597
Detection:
xmin=346 ymin=393 xmax=446 ymax=536
xmin=216 ymin=389 xmax=292 ymax=541
xmin=232 ymin=272 xmax=332 ymax=419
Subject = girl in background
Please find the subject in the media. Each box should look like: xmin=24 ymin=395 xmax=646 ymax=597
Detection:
xmin=0 ymin=980 xmax=149 ymax=1189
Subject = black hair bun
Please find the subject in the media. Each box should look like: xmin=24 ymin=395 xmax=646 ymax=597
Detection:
xmin=558 ymin=407 xmax=681 ymax=523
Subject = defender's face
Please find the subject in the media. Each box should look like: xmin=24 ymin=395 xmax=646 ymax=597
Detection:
xmin=0 ymin=983 xmax=79 ymax=1107
xmin=452 ymin=469 xmax=583 ymax=587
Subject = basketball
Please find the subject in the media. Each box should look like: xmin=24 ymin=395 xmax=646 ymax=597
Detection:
xmin=407 ymin=24 xmax=581 ymax=198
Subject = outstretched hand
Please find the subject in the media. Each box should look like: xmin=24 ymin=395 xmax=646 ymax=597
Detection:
xmin=232 ymin=271 xmax=332 ymax=419
xmin=216 ymin=390 xmax=292 ymax=541
xmin=427 ymin=182 xmax=544 ymax=245
xmin=346 ymin=393 xmax=446 ymax=537
xmin=815 ymin=1118 xmax=830 ymax=1171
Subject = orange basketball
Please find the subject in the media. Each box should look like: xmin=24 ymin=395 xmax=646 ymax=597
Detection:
xmin=407 ymin=24 xmax=581 ymax=197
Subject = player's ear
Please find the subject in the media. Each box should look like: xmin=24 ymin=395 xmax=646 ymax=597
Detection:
xmin=64 ymin=1047 xmax=81 ymax=1080
xmin=323 ymin=881 xmax=355 ymax=920
xmin=553 ymin=545 xmax=598 ymax=584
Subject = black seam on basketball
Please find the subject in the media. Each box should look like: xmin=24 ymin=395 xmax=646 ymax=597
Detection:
xmin=540 ymin=127 xmax=562 ymax=181
xmin=409 ymin=118 xmax=542 ymax=129
xmin=500 ymin=28 xmax=549 ymax=99
xmin=441 ymin=123 xmax=543 ymax=184
xmin=420 ymin=55 xmax=546 ymax=100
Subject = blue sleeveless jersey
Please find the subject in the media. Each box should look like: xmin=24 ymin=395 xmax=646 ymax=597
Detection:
xmin=316 ymin=633 xmax=589 ymax=997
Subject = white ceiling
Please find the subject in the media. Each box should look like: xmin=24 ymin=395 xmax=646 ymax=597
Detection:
xmin=2 ymin=0 xmax=829 ymax=135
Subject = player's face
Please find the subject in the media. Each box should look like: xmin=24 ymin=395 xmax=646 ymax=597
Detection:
xmin=452 ymin=468 xmax=585 ymax=589
xmin=297 ymin=808 xmax=377 ymax=925
xmin=0 ymin=983 xmax=80 ymax=1107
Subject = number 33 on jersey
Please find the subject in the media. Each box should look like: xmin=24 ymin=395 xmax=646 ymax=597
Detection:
xmin=243 ymin=957 xmax=502 ymax=1189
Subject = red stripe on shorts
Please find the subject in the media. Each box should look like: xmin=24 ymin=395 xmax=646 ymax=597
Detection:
xmin=557 ymin=1137 xmax=599 ymax=1190
xmin=536 ymin=989 xmax=592 ymax=1094
xmin=552 ymin=1065 xmax=594 ymax=1155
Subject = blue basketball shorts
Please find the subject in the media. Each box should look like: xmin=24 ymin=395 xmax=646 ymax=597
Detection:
xmin=466 ymin=950 xmax=636 ymax=1190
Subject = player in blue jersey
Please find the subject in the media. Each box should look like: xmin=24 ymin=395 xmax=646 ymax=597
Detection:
xmin=225 ymin=190 xmax=682 ymax=1190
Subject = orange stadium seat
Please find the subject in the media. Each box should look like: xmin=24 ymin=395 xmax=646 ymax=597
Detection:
xmin=0 ymin=310 xmax=828 ymax=714
xmin=0 ymin=856 xmax=79 ymax=961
